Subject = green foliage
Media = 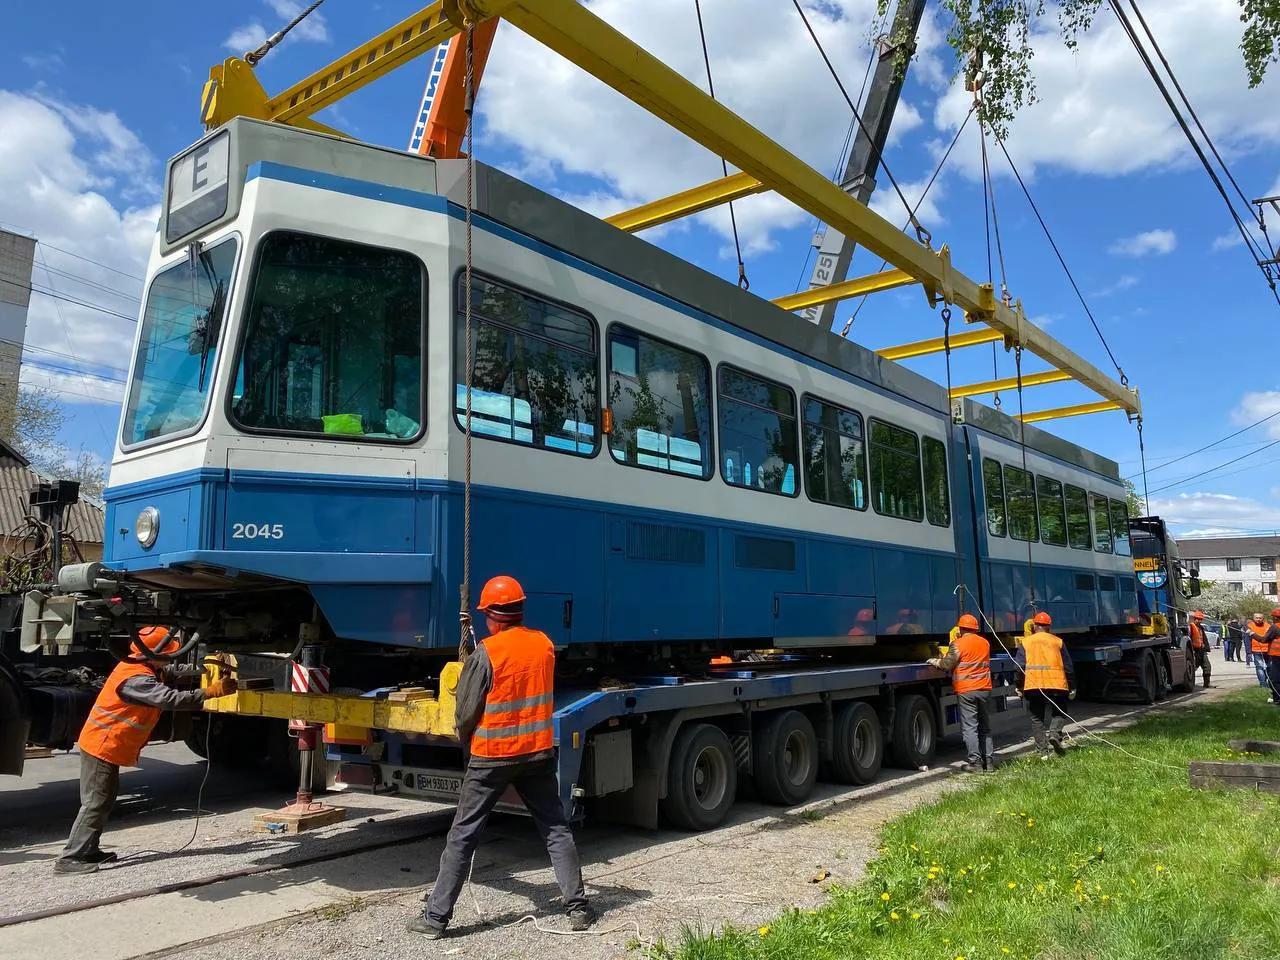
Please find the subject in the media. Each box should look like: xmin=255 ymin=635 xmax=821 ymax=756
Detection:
xmin=1195 ymin=583 xmax=1276 ymax=621
xmin=0 ymin=384 xmax=106 ymax=498
xmin=876 ymin=1 xmax=1278 ymax=138
xmin=674 ymin=689 xmax=1280 ymax=959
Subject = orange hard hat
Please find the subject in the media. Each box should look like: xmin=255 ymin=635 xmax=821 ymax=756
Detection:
xmin=1033 ymin=611 xmax=1052 ymax=626
xmin=1191 ymin=610 xmax=1205 ymax=620
xmin=957 ymin=613 xmax=979 ymax=631
xmin=136 ymin=626 xmax=179 ymax=657
xmin=478 ymin=575 xmax=526 ymax=622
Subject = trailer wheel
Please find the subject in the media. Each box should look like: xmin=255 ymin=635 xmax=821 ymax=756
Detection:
xmin=752 ymin=709 xmax=819 ymax=806
xmin=1174 ymin=641 xmax=1196 ymax=693
xmin=890 ymin=694 xmax=937 ymax=769
xmin=1154 ymin=656 xmax=1170 ymax=701
xmin=661 ymin=723 xmax=737 ymax=831
xmin=186 ymin=714 xmax=272 ymax=769
xmin=1138 ymin=652 xmax=1159 ymax=705
xmin=830 ymin=701 xmax=884 ymax=785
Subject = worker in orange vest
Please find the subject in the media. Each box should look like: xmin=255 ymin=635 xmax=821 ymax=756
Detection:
xmin=1246 ymin=613 xmax=1276 ymax=694
xmin=1015 ymin=612 xmax=1076 ymax=760
xmin=1268 ymin=611 xmax=1280 ymax=704
xmin=928 ymin=613 xmax=995 ymax=773
xmin=55 ymin=627 xmax=236 ymax=874
xmin=1187 ymin=610 xmax=1212 ymax=689
xmin=410 ymin=576 xmax=593 ymax=939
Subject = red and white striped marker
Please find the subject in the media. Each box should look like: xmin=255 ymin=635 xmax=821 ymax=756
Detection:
xmin=289 ymin=662 xmax=330 ymax=731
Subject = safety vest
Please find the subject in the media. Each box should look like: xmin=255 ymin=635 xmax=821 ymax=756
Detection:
xmin=1188 ymin=621 xmax=1205 ymax=650
xmin=1270 ymin=628 xmax=1280 ymax=658
xmin=77 ymin=660 xmax=166 ymax=767
xmin=1248 ymin=622 xmax=1272 ymax=655
xmin=470 ymin=626 xmax=556 ymax=760
xmin=951 ymin=630 xmax=992 ymax=694
xmin=1022 ymin=632 xmax=1069 ymax=691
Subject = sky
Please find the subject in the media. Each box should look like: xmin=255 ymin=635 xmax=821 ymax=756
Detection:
xmin=1 ymin=0 xmax=1278 ymax=537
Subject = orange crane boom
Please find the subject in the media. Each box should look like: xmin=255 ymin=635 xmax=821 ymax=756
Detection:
xmin=409 ymin=18 xmax=499 ymax=158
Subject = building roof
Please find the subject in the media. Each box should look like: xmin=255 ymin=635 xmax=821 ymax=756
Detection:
xmin=1177 ymin=536 xmax=1280 ymax=560
xmin=0 ymin=441 xmax=105 ymax=546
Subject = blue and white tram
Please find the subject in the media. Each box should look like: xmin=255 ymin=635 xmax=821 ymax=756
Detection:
xmin=80 ymin=117 xmax=1143 ymax=662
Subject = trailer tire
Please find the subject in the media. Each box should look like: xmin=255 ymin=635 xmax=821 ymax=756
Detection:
xmin=890 ymin=694 xmax=937 ymax=769
xmin=830 ymin=701 xmax=883 ymax=785
xmin=1154 ymin=655 xmax=1170 ymax=701
xmin=661 ymin=722 xmax=737 ymax=831
xmin=752 ymin=709 xmax=819 ymax=806
xmin=1139 ymin=652 xmax=1159 ymax=705
xmin=1174 ymin=641 xmax=1196 ymax=693
xmin=186 ymin=714 xmax=271 ymax=769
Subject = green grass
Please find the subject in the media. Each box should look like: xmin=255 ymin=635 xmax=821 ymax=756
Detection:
xmin=668 ymin=691 xmax=1280 ymax=960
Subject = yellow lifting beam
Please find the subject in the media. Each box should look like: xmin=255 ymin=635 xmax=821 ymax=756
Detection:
xmin=202 ymin=2 xmax=456 ymax=131
xmin=949 ymin=369 xmax=1072 ymax=399
xmin=203 ymin=662 xmax=462 ymax=738
xmin=1015 ymin=400 xmax=1123 ymax=424
xmin=448 ymin=0 xmax=1140 ymax=419
xmin=771 ymin=268 xmax=915 ymax=312
xmin=605 ymin=171 xmax=766 ymax=233
xmin=877 ymin=327 xmax=1003 ymax=362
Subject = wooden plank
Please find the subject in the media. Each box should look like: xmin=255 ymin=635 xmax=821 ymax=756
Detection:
xmin=1189 ymin=760 xmax=1280 ymax=793
xmin=1227 ymin=739 xmax=1280 ymax=754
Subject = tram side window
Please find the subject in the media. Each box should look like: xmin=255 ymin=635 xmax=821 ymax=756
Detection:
xmin=1037 ymin=475 xmax=1067 ymax=546
xmin=982 ymin=457 xmax=1007 ymax=537
xmin=1065 ymin=484 xmax=1091 ymax=550
xmin=607 ymin=327 xmax=712 ymax=478
xmin=718 ymin=366 xmax=798 ymax=496
xmin=1109 ymin=499 xmax=1132 ymax=556
xmin=1091 ymin=492 xmax=1113 ymax=553
xmin=922 ymin=436 xmax=950 ymax=527
xmin=230 ymin=233 xmax=424 ymax=441
xmin=869 ymin=420 xmax=923 ymax=521
xmin=454 ymin=273 xmax=599 ymax=455
xmin=801 ymin=396 xmax=866 ymax=509
xmin=1005 ymin=465 xmax=1039 ymax=542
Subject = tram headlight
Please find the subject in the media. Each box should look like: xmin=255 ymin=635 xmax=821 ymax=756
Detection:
xmin=135 ymin=506 xmax=160 ymax=548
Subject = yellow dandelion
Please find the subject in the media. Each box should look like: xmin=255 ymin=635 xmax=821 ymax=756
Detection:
xmin=1035 ymin=884 xmax=1045 ymax=893
xmin=1096 ymin=846 xmax=1104 ymax=853
xmin=880 ymin=892 xmax=891 ymax=901
xmin=1002 ymin=950 xmax=1011 ymax=955
xmin=891 ymin=912 xmax=901 ymax=921
xmin=807 ymin=910 xmax=818 ymax=916
xmin=910 ymin=843 xmax=919 ymax=851
xmin=959 ymin=868 xmax=967 ymax=876
xmin=911 ymin=913 xmax=921 ymax=920
xmin=1156 ymin=865 xmax=1164 ymax=873
xmin=1130 ymin=879 xmax=1137 ymax=886
xmin=1026 ymin=818 xmax=1035 ymax=827
xmin=758 ymin=926 xmax=770 ymax=937
xmin=967 ymin=888 xmax=973 ymax=893
xmin=1007 ymin=882 xmax=1017 ymax=889
xmin=1101 ymin=895 xmax=1111 ymax=902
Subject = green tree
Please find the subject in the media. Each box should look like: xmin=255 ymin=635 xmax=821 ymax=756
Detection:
xmin=1121 ymin=477 xmax=1145 ymax=517
xmin=880 ymin=1 xmax=1280 ymax=137
xmin=0 ymin=384 xmax=107 ymax=499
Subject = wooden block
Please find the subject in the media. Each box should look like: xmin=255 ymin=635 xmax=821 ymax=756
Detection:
xmin=1189 ymin=760 xmax=1280 ymax=794
xmin=24 ymin=747 xmax=53 ymax=760
xmin=252 ymin=805 xmax=347 ymax=834
xmin=387 ymin=688 xmax=431 ymax=702
xmin=1226 ymin=739 xmax=1280 ymax=754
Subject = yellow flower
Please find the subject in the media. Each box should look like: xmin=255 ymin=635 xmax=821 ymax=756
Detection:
xmin=910 ymin=844 xmax=919 ymax=851
xmin=1156 ymin=865 xmax=1164 ymax=872
xmin=1026 ymin=819 xmax=1035 ymax=827
xmin=911 ymin=913 xmax=921 ymax=920
xmin=807 ymin=910 xmax=817 ymax=916
xmin=1096 ymin=846 xmax=1104 ymax=853
xmin=1002 ymin=950 xmax=1011 ymax=955
xmin=880 ymin=892 xmax=891 ymax=901
xmin=891 ymin=912 xmax=900 ymax=921
xmin=758 ymin=926 xmax=770 ymax=937
xmin=1007 ymin=882 xmax=1017 ymax=889
xmin=1035 ymin=884 xmax=1045 ymax=893
xmin=1101 ymin=895 xmax=1111 ymax=902
xmin=959 ymin=868 xmax=967 ymax=876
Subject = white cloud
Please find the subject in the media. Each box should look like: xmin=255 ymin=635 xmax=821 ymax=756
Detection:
xmin=224 ymin=0 xmax=330 ymax=54
xmin=0 ymin=90 xmax=155 ymax=410
xmin=1109 ymin=229 xmax=1177 ymax=257
xmin=1211 ymin=231 xmax=1246 ymax=251
xmin=1233 ymin=391 xmax=1280 ymax=439
xmin=22 ymin=49 xmax=64 ymax=73
xmin=479 ymin=0 xmax=919 ymax=258
xmin=1093 ymin=274 xmax=1139 ymax=297
xmin=932 ymin=0 xmax=1280 ymax=181
xmin=1150 ymin=492 xmax=1280 ymax=535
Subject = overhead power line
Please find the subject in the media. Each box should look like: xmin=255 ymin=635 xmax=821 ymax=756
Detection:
xmin=1145 ymin=439 xmax=1280 ymax=496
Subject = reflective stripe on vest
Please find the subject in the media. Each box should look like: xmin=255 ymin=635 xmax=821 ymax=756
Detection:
xmin=952 ymin=630 xmax=992 ymax=694
xmin=470 ymin=626 xmax=556 ymax=760
xmin=1022 ymin=633 xmax=1069 ymax=691
xmin=77 ymin=661 xmax=164 ymax=767
xmin=1189 ymin=621 xmax=1205 ymax=650
xmin=1248 ymin=622 xmax=1272 ymax=654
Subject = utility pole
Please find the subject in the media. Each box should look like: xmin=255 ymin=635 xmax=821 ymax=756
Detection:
xmin=799 ymin=0 xmax=928 ymax=331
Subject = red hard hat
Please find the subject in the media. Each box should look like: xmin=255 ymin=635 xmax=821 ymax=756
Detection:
xmin=478 ymin=575 xmax=526 ymax=622
xmin=957 ymin=613 xmax=979 ymax=631
xmin=1271 ymin=608 xmax=1280 ymax=620
xmin=1033 ymin=611 xmax=1052 ymax=626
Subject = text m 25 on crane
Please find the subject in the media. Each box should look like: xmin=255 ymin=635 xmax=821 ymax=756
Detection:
xmin=2 ymin=120 xmax=1200 ymax=830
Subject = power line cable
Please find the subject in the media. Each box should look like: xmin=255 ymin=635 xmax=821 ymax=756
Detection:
xmin=19 ymin=282 xmax=138 ymax=323
xmin=0 ymin=227 xmax=147 ymax=283
xmin=1128 ymin=407 xmax=1280 ymax=480
xmin=1145 ymin=439 xmax=1280 ymax=496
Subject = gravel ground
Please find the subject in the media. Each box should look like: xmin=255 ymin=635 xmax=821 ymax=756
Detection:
xmin=1 ymin=657 xmax=1258 ymax=959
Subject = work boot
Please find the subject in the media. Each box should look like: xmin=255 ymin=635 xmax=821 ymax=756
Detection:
xmin=958 ymin=761 xmax=981 ymax=774
xmin=1051 ymin=740 xmax=1067 ymax=757
xmin=84 ymin=850 xmax=117 ymax=865
xmin=568 ymin=905 xmax=596 ymax=931
xmin=406 ymin=915 xmax=446 ymax=939
xmin=53 ymin=858 xmax=98 ymax=875
xmin=983 ymin=758 xmax=998 ymax=773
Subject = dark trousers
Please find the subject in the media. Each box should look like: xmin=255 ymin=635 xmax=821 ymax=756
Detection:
xmin=1268 ymin=657 xmax=1280 ymax=702
xmin=958 ymin=691 xmax=993 ymax=767
xmin=1024 ymin=689 xmax=1068 ymax=752
xmin=59 ymin=752 xmax=119 ymax=861
xmin=1223 ymin=639 xmax=1237 ymax=661
xmin=425 ymin=756 xmax=587 ymax=927
xmin=1192 ymin=648 xmax=1212 ymax=686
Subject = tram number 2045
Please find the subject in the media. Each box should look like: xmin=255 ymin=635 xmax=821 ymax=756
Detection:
xmin=231 ymin=522 xmax=285 ymax=540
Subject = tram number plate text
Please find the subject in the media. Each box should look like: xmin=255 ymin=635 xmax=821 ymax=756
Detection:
xmin=231 ymin=522 xmax=285 ymax=540
xmin=415 ymin=774 xmax=462 ymax=794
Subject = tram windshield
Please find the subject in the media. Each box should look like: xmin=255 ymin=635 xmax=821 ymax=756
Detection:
xmin=122 ymin=238 xmax=237 ymax=446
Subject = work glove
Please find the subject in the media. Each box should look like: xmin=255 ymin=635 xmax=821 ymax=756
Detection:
xmin=204 ymin=677 xmax=238 ymax=699
xmin=926 ymin=658 xmax=942 ymax=669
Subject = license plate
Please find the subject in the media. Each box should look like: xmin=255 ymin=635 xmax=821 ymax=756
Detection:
xmin=412 ymin=774 xmax=462 ymax=794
